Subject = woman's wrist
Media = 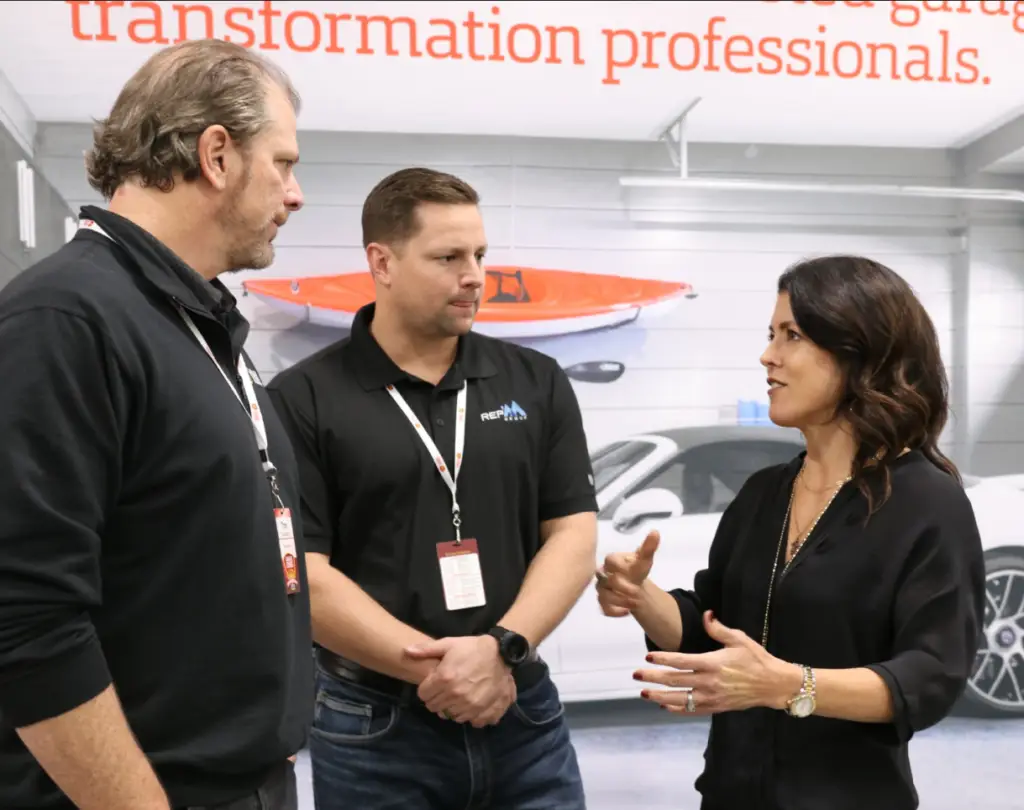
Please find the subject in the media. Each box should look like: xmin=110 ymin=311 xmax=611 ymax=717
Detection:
xmin=634 ymin=578 xmax=660 ymax=617
xmin=764 ymin=657 xmax=805 ymax=711
xmin=632 ymin=579 xmax=684 ymax=652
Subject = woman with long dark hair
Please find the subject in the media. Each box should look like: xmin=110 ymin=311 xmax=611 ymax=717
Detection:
xmin=596 ymin=255 xmax=986 ymax=810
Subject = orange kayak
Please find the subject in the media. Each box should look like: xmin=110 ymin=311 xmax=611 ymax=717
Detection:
xmin=242 ymin=266 xmax=695 ymax=338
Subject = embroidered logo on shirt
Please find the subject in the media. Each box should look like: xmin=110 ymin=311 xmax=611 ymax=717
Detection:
xmin=480 ymin=401 xmax=528 ymax=422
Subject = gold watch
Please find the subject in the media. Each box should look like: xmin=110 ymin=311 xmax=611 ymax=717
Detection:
xmin=785 ymin=665 xmax=816 ymax=718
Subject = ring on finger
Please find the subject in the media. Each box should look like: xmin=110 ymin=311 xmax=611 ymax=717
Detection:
xmin=685 ymin=690 xmax=696 ymax=713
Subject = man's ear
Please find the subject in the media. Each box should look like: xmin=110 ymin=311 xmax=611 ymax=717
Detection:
xmin=366 ymin=243 xmax=395 ymax=289
xmin=195 ymin=125 xmax=233 ymax=191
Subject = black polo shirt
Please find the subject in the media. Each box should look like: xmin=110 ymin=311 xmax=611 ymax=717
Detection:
xmin=267 ymin=303 xmax=598 ymax=640
xmin=0 ymin=206 xmax=312 ymax=809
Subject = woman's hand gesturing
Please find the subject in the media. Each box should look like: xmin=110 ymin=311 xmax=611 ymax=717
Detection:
xmin=632 ymin=610 xmax=802 ymax=715
xmin=595 ymin=530 xmax=660 ymax=617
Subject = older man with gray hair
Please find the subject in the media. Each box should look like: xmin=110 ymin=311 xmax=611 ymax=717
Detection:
xmin=0 ymin=38 xmax=310 ymax=810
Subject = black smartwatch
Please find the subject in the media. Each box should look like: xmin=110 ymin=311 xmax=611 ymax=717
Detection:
xmin=486 ymin=626 xmax=533 ymax=669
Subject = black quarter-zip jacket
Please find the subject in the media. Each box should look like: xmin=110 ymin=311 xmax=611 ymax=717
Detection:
xmin=0 ymin=206 xmax=313 ymax=809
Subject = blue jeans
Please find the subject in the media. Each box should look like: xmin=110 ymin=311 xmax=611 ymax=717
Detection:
xmin=309 ymin=663 xmax=587 ymax=810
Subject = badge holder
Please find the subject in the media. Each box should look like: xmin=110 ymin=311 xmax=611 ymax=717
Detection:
xmin=436 ymin=503 xmax=486 ymax=612
xmin=270 ymin=469 xmax=301 ymax=595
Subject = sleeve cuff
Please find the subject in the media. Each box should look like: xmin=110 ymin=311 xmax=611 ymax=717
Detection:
xmin=0 ymin=633 xmax=112 ymax=729
xmin=539 ymin=495 xmax=598 ymax=523
xmin=303 ymin=532 xmax=335 ymax=557
xmin=643 ymin=589 xmax=716 ymax=659
xmin=864 ymin=661 xmax=912 ymax=742
xmin=644 ymin=589 xmax=712 ymax=654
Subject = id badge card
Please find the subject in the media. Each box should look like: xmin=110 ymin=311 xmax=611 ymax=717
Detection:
xmin=436 ymin=539 xmax=486 ymax=611
xmin=275 ymin=508 xmax=301 ymax=595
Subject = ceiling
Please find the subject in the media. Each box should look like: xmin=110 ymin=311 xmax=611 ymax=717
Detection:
xmin=2 ymin=0 xmax=1024 ymax=154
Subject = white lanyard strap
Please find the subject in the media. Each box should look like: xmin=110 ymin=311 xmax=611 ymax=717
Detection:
xmin=176 ymin=309 xmax=271 ymax=466
xmin=386 ymin=381 xmax=468 ymax=542
xmin=77 ymin=218 xmax=280 ymax=496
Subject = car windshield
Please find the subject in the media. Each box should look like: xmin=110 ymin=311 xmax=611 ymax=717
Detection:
xmin=590 ymin=440 xmax=657 ymax=493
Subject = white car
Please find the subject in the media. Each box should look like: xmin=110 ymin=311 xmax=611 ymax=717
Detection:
xmin=544 ymin=425 xmax=1024 ymax=719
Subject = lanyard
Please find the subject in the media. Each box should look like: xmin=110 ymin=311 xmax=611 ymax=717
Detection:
xmin=77 ymin=218 xmax=283 ymax=505
xmin=176 ymin=308 xmax=272 ymax=470
xmin=386 ymin=381 xmax=467 ymax=543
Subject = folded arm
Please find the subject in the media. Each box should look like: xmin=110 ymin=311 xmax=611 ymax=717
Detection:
xmin=266 ymin=374 xmax=440 ymax=685
xmin=305 ymin=553 xmax=438 ymax=684
xmin=0 ymin=307 xmax=169 ymax=810
xmin=843 ymin=513 xmax=983 ymax=734
xmin=767 ymin=502 xmax=986 ymax=732
xmin=498 ymin=364 xmax=600 ymax=647
xmin=498 ymin=511 xmax=597 ymax=648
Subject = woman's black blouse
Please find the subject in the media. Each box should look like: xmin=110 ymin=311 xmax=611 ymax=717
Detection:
xmin=646 ymin=449 xmax=986 ymax=810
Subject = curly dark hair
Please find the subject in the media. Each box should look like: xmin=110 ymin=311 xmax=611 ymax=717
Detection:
xmin=777 ymin=255 xmax=960 ymax=515
xmin=85 ymin=39 xmax=301 ymax=200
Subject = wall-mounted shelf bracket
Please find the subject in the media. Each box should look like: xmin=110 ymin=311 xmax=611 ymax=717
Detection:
xmin=655 ymin=98 xmax=702 ymax=179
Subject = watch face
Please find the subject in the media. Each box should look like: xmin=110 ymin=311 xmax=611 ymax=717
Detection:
xmin=502 ymin=632 xmax=530 ymax=664
xmin=790 ymin=695 xmax=815 ymax=717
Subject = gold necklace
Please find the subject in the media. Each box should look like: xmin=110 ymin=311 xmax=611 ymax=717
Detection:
xmin=789 ymin=475 xmax=850 ymax=546
xmin=760 ymin=468 xmax=851 ymax=648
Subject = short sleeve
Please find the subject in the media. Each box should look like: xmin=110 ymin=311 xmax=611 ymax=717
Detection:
xmin=538 ymin=364 xmax=598 ymax=522
xmin=266 ymin=371 xmax=338 ymax=556
xmin=863 ymin=495 xmax=985 ymax=742
xmin=0 ymin=307 xmax=126 ymax=727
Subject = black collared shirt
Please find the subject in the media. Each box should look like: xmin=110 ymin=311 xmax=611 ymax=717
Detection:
xmin=267 ymin=303 xmax=598 ymax=640
xmin=0 ymin=206 xmax=313 ymax=809
xmin=648 ymin=449 xmax=985 ymax=810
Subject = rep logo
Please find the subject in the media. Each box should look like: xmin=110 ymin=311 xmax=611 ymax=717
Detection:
xmin=481 ymin=401 xmax=528 ymax=422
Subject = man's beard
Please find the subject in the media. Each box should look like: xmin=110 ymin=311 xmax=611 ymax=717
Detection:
xmin=216 ymin=170 xmax=276 ymax=273
xmin=225 ymin=235 xmax=275 ymax=273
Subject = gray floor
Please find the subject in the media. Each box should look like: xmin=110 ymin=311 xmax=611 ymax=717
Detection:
xmin=293 ymin=700 xmax=1024 ymax=809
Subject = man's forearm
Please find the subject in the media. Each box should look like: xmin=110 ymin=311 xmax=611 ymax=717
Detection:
xmin=498 ymin=514 xmax=597 ymax=648
xmin=306 ymin=553 xmax=438 ymax=684
xmin=16 ymin=684 xmax=169 ymax=810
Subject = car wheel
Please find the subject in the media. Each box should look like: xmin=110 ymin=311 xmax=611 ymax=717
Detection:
xmin=963 ymin=550 xmax=1024 ymax=718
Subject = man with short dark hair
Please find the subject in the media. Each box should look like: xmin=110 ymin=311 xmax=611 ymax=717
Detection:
xmin=267 ymin=166 xmax=599 ymax=809
xmin=0 ymin=39 xmax=311 ymax=810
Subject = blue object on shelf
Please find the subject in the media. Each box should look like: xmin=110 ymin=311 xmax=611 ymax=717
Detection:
xmin=736 ymin=400 xmax=773 ymax=427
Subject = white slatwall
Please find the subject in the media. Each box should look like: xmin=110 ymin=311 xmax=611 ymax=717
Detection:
xmin=967 ymin=225 xmax=1024 ymax=474
xmin=32 ymin=124 xmax=1024 ymax=475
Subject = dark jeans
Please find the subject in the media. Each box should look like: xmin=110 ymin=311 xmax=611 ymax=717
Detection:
xmin=181 ymin=760 xmax=298 ymax=810
xmin=309 ymin=662 xmax=587 ymax=810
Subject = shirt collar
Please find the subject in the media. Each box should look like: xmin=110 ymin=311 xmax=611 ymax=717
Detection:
xmin=76 ymin=204 xmax=249 ymax=352
xmin=77 ymin=204 xmax=241 ymax=317
xmin=349 ymin=302 xmax=497 ymax=391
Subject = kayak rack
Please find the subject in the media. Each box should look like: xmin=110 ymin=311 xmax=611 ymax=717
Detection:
xmin=485 ymin=268 xmax=531 ymax=304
